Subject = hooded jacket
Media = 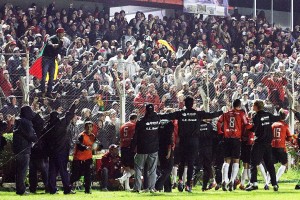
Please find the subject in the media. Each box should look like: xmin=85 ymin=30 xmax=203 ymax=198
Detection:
xmin=13 ymin=106 xmax=37 ymax=155
xmin=131 ymin=104 xmax=160 ymax=154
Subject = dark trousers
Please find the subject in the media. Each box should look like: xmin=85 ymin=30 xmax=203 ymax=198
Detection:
xmin=155 ymin=151 xmax=174 ymax=191
xmin=29 ymin=157 xmax=49 ymax=192
xmin=250 ymin=143 xmax=277 ymax=186
xmin=15 ymin=154 xmax=30 ymax=195
xmin=100 ymin=167 xmax=122 ymax=190
xmin=48 ymin=150 xmax=71 ymax=194
xmin=41 ymin=56 xmax=55 ymax=95
xmin=198 ymin=146 xmax=213 ymax=189
xmin=70 ymin=159 xmax=93 ymax=192
xmin=100 ymin=167 xmax=109 ymax=189
xmin=178 ymin=139 xmax=199 ymax=186
xmin=213 ymin=141 xmax=224 ymax=184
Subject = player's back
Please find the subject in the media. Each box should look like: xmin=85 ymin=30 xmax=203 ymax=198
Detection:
xmin=222 ymin=109 xmax=247 ymax=139
xmin=271 ymin=121 xmax=291 ymax=149
xmin=120 ymin=121 xmax=136 ymax=148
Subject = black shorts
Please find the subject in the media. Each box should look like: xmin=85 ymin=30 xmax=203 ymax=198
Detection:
xmin=272 ymin=148 xmax=288 ymax=165
xmin=121 ymin=147 xmax=135 ymax=168
xmin=223 ymin=138 xmax=241 ymax=159
xmin=240 ymin=142 xmax=252 ymax=164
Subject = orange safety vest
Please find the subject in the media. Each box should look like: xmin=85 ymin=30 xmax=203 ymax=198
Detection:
xmin=73 ymin=132 xmax=95 ymax=161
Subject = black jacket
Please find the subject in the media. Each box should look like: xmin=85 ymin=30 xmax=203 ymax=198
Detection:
xmin=31 ymin=113 xmax=46 ymax=159
xmin=44 ymin=103 xmax=76 ymax=155
xmin=13 ymin=106 xmax=37 ymax=155
xmin=250 ymin=110 xmax=281 ymax=144
xmin=131 ymin=112 xmax=160 ymax=154
xmin=42 ymin=35 xmax=63 ymax=58
xmin=158 ymin=120 xmax=174 ymax=154
xmin=198 ymin=121 xmax=217 ymax=147
xmin=159 ymin=108 xmax=222 ymax=139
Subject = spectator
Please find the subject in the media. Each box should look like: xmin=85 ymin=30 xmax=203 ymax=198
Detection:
xmin=29 ymin=112 xmax=49 ymax=194
xmin=13 ymin=106 xmax=37 ymax=195
xmin=44 ymin=99 xmax=79 ymax=194
xmin=99 ymin=144 xmax=122 ymax=191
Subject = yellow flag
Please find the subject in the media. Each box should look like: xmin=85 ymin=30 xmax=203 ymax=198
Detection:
xmin=158 ymin=40 xmax=175 ymax=52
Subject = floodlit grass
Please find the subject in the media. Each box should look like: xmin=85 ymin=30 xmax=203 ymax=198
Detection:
xmin=0 ymin=183 xmax=299 ymax=200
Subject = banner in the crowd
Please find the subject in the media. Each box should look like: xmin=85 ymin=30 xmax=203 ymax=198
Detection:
xmin=184 ymin=0 xmax=228 ymax=16
xmin=130 ymin=0 xmax=182 ymax=5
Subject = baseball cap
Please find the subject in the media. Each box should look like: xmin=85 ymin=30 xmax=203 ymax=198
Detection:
xmin=56 ymin=28 xmax=65 ymax=33
xmin=109 ymin=144 xmax=119 ymax=149
xmin=116 ymin=48 xmax=123 ymax=53
xmin=84 ymin=120 xmax=93 ymax=125
xmin=13 ymin=47 xmax=20 ymax=52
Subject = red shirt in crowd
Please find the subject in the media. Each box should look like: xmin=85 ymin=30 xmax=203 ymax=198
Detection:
xmin=217 ymin=109 xmax=249 ymax=139
xmin=145 ymin=93 xmax=160 ymax=112
xmin=261 ymin=75 xmax=287 ymax=102
xmin=119 ymin=121 xmax=136 ymax=148
xmin=271 ymin=120 xmax=292 ymax=149
xmin=0 ymin=68 xmax=13 ymax=97
xmin=133 ymin=92 xmax=146 ymax=115
xmin=100 ymin=152 xmax=121 ymax=178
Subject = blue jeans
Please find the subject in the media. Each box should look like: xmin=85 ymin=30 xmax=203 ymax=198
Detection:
xmin=48 ymin=150 xmax=71 ymax=194
xmin=15 ymin=154 xmax=30 ymax=195
xmin=41 ymin=56 xmax=55 ymax=95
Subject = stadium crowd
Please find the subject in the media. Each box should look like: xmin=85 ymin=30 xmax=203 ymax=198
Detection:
xmin=0 ymin=1 xmax=300 ymax=195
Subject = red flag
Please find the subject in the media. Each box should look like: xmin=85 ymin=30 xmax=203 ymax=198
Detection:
xmin=29 ymin=57 xmax=43 ymax=79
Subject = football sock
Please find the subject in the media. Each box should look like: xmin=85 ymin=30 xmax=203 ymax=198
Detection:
xmin=246 ymin=168 xmax=251 ymax=181
xmin=222 ymin=163 xmax=229 ymax=183
xmin=276 ymin=165 xmax=286 ymax=182
xmin=258 ymin=164 xmax=268 ymax=185
xmin=124 ymin=178 xmax=130 ymax=190
xmin=241 ymin=168 xmax=248 ymax=186
xmin=172 ymin=166 xmax=178 ymax=184
xmin=230 ymin=163 xmax=239 ymax=183
xmin=119 ymin=169 xmax=134 ymax=182
xmin=267 ymin=172 xmax=270 ymax=184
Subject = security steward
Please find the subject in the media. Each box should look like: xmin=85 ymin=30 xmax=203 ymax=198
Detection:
xmin=70 ymin=121 xmax=96 ymax=194
xmin=159 ymin=96 xmax=223 ymax=193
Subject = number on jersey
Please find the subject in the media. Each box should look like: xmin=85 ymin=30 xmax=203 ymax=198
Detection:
xmin=229 ymin=117 xmax=235 ymax=128
xmin=274 ymin=128 xmax=281 ymax=138
xmin=123 ymin=127 xmax=128 ymax=137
